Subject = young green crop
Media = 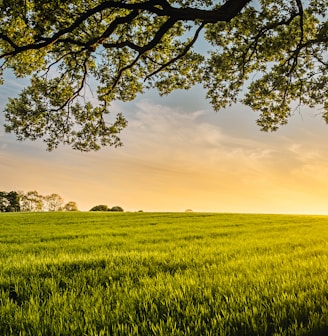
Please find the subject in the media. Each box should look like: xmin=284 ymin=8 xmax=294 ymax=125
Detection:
xmin=0 ymin=212 xmax=328 ymax=335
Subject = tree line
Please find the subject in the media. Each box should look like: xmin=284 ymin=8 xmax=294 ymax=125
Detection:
xmin=0 ymin=190 xmax=78 ymax=212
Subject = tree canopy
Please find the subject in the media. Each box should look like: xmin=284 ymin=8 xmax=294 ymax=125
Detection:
xmin=90 ymin=204 xmax=109 ymax=211
xmin=89 ymin=204 xmax=124 ymax=211
xmin=0 ymin=191 xmax=20 ymax=212
xmin=0 ymin=0 xmax=327 ymax=151
xmin=63 ymin=201 xmax=79 ymax=211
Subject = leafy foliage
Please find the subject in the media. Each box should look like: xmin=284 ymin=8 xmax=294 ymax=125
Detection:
xmin=90 ymin=204 xmax=109 ymax=211
xmin=63 ymin=201 xmax=79 ymax=211
xmin=0 ymin=0 xmax=327 ymax=150
xmin=44 ymin=193 xmax=64 ymax=211
xmin=110 ymin=205 xmax=124 ymax=212
xmin=0 ymin=191 xmax=20 ymax=212
xmin=1 ymin=190 xmax=77 ymax=212
xmin=19 ymin=190 xmax=44 ymax=212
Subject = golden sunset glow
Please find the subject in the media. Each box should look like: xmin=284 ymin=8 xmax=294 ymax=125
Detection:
xmin=1 ymin=80 xmax=328 ymax=214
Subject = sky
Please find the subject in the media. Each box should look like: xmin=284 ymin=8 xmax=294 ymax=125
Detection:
xmin=1 ymin=71 xmax=328 ymax=214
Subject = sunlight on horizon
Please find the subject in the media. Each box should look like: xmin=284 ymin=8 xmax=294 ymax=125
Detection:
xmin=2 ymin=77 xmax=328 ymax=214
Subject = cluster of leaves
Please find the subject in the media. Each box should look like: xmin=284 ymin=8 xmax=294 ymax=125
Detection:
xmin=0 ymin=0 xmax=327 ymax=150
xmin=204 ymin=0 xmax=328 ymax=131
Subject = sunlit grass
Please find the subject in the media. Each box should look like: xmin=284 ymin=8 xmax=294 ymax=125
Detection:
xmin=0 ymin=212 xmax=328 ymax=335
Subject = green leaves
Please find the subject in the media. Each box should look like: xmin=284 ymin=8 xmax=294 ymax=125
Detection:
xmin=204 ymin=0 xmax=328 ymax=130
xmin=4 ymin=75 xmax=127 ymax=151
xmin=1 ymin=0 xmax=328 ymax=150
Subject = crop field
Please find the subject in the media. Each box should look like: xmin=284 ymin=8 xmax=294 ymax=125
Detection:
xmin=0 ymin=212 xmax=328 ymax=335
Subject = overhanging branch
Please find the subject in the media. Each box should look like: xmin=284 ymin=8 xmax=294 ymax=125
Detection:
xmin=1 ymin=0 xmax=250 ymax=59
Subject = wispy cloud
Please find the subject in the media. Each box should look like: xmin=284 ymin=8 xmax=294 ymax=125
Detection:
xmin=1 ymin=82 xmax=328 ymax=213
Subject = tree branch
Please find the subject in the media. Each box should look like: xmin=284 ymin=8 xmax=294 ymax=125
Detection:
xmin=100 ymin=17 xmax=177 ymax=98
xmin=1 ymin=0 xmax=250 ymax=59
xmin=0 ymin=32 xmax=18 ymax=50
xmin=145 ymin=23 xmax=205 ymax=80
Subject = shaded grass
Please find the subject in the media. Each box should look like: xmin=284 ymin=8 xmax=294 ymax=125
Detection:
xmin=0 ymin=212 xmax=328 ymax=335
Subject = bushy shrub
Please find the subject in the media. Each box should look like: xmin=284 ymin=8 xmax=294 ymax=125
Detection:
xmin=110 ymin=206 xmax=124 ymax=212
xmin=90 ymin=205 xmax=109 ymax=211
xmin=63 ymin=201 xmax=78 ymax=211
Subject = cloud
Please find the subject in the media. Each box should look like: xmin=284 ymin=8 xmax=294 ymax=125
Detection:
xmin=120 ymin=100 xmax=277 ymax=173
xmin=2 ymin=81 xmax=328 ymax=213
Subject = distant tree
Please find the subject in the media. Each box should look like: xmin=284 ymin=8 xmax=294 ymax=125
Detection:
xmin=90 ymin=205 xmax=109 ymax=211
xmin=110 ymin=206 xmax=124 ymax=212
xmin=44 ymin=193 xmax=64 ymax=211
xmin=63 ymin=201 xmax=79 ymax=212
xmin=0 ymin=190 xmax=71 ymax=212
xmin=20 ymin=190 xmax=44 ymax=212
xmin=6 ymin=191 xmax=20 ymax=212
xmin=0 ymin=192 xmax=10 ymax=212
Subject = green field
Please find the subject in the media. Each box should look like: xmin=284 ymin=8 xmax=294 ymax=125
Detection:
xmin=0 ymin=212 xmax=328 ymax=335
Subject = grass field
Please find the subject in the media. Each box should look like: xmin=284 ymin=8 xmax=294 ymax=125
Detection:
xmin=0 ymin=212 xmax=328 ymax=335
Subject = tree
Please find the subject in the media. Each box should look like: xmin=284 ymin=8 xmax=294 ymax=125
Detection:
xmin=0 ymin=1 xmax=327 ymax=151
xmin=63 ymin=201 xmax=79 ymax=211
xmin=19 ymin=190 xmax=44 ymax=212
xmin=0 ymin=192 xmax=10 ymax=212
xmin=90 ymin=204 xmax=109 ymax=211
xmin=110 ymin=206 xmax=124 ymax=212
xmin=44 ymin=193 xmax=64 ymax=211
xmin=0 ymin=191 xmax=20 ymax=212
xmin=6 ymin=191 xmax=20 ymax=212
